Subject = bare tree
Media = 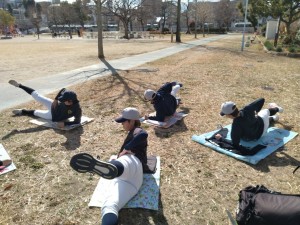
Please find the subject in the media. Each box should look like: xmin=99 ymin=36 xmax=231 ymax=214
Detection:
xmin=60 ymin=1 xmax=77 ymax=38
xmin=23 ymin=0 xmax=42 ymax=39
xmin=215 ymin=0 xmax=239 ymax=30
xmin=94 ymin=0 xmax=107 ymax=59
xmin=48 ymin=4 xmax=62 ymax=30
xmin=195 ymin=0 xmax=211 ymax=37
xmin=135 ymin=2 xmax=154 ymax=31
xmin=182 ymin=1 xmax=192 ymax=34
xmin=107 ymin=0 xmax=145 ymax=39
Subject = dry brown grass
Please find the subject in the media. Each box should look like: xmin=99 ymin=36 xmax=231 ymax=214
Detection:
xmin=0 ymin=34 xmax=300 ymax=225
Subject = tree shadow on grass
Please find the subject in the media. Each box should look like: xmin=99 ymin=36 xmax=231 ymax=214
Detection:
xmin=88 ymin=58 xmax=158 ymax=106
xmin=1 ymin=126 xmax=50 ymax=140
xmin=250 ymin=149 xmax=300 ymax=173
xmin=118 ymin=193 xmax=169 ymax=225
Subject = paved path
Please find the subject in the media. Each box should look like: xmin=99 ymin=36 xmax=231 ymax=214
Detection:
xmin=0 ymin=35 xmax=228 ymax=112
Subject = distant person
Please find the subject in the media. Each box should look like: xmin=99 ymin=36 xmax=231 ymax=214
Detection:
xmin=77 ymin=29 xmax=80 ymax=37
xmin=216 ymin=98 xmax=283 ymax=151
xmin=8 ymin=80 xmax=82 ymax=129
xmin=68 ymin=30 xmax=72 ymax=39
xmin=144 ymin=81 xmax=182 ymax=122
xmin=0 ymin=159 xmax=12 ymax=167
xmin=70 ymin=107 xmax=148 ymax=225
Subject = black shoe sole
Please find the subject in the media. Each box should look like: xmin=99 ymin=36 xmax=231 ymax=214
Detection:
xmin=70 ymin=153 xmax=118 ymax=179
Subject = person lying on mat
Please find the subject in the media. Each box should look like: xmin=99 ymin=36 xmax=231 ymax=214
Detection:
xmin=70 ymin=107 xmax=148 ymax=225
xmin=216 ymin=98 xmax=283 ymax=151
xmin=0 ymin=159 xmax=12 ymax=167
xmin=9 ymin=80 xmax=82 ymax=128
xmin=144 ymin=81 xmax=182 ymax=122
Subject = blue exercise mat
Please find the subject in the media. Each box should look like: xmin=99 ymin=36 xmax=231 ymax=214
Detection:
xmin=192 ymin=125 xmax=298 ymax=165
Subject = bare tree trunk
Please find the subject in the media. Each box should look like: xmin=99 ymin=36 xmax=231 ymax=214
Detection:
xmin=176 ymin=0 xmax=181 ymax=42
xmin=274 ymin=18 xmax=281 ymax=48
xmin=96 ymin=1 xmax=104 ymax=59
xmin=122 ymin=20 xmax=129 ymax=39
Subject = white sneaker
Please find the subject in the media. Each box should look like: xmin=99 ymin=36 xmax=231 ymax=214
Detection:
xmin=12 ymin=109 xmax=22 ymax=115
xmin=270 ymin=115 xmax=279 ymax=122
xmin=269 ymin=103 xmax=283 ymax=113
xmin=8 ymin=80 xmax=20 ymax=87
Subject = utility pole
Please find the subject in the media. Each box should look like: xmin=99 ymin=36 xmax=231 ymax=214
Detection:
xmin=194 ymin=0 xmax=197 ymax=38
xmin=241 ymin=0 xmax=248 ymax=51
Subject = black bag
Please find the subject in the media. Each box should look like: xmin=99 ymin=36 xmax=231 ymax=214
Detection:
xmin=236 ymin=185 xmax=300 ymax=225
xmin=143 ymin=155 xmax=157 ymax=174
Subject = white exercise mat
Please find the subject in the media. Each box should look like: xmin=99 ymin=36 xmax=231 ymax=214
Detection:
xmin=29 ymin=116 xmax=94 ymax=130
xmin=0 ymin=144 xmax=16 ymax=175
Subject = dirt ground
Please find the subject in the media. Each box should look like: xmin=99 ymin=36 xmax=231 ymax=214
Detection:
xmin=0 ymin=34 xmax=186 ymax=84
xmin=0 ymin=34 xmax=300 ymax=225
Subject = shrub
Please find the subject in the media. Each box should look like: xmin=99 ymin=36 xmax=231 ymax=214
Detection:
xmin=264 ymin=40 xmax=274 ymax=51
xmin=288 ymin=45 xmax=296 ymax=53
xmin=276 ymin=46 xmax=283 ymax=52
xmin=282 ymin=35 xmax=293 ymax=44
xmin=295 ymin=29 xmax=300 ymax=44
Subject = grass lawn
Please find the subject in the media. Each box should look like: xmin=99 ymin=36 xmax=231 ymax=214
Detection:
xmin=0 ymin=34 xmax=299 ymax=225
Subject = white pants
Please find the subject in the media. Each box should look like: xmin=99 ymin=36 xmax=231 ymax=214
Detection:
xmin=171 ymin=84 xmax=180 ymax=98
xmin=258 ymin=109 xmax=270 ymax=137
xmin=101 ymin=154 xmax=143 ymax=219
xmin=171 ymin=84 xmax=181 ymax=105
xmin=31 ymin=91 xmax=53 ymax=120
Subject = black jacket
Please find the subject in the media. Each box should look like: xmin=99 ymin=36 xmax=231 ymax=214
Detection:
xmin=148 ymin=82 xmax=177 ymax=122
xmin=51 ymin=102 xmax=82 ymax=126
xmin=119 ymin=127 xmax=148 ymax=172
xmin=223 ymin=98 xmax=265 ymax=150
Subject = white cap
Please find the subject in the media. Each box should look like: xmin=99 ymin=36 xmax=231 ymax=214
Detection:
xmin=220 ymin=101 xmax=236 ymax=116
xmin=144 ymin=89 xmax=156 ymax=101
xmin=115 ymin=107 xmax=141 ymax=123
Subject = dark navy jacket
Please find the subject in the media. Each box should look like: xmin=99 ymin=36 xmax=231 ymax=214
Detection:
xmin=51 ymin=101 xmax=82 ymax=126
xmin=221 ymin=98 xmax=265 ymax=151
xmin=148 ymin=82 xmax=177 ymax=122
xmin=119 ymin=127 xmax=148 ymax=171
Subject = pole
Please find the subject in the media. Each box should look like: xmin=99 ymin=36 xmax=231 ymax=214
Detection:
xmin=194 ymin=0 xmax=197 ymax=38
xmin=241 ymin=0 xmax=248 ymax=51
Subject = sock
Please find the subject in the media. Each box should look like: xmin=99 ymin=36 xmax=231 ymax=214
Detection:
xmin=22 ymin=109 xmax=35 ymax=116
xmin=109 ymin=160 xmax=124 ymax=177
xmin=19 ymin=84 xmax=35 ymax=95
xmin=102 ymin=213 xmax=118 ymax=225
xmin=269 ymin=108 xmax=278 ymax=116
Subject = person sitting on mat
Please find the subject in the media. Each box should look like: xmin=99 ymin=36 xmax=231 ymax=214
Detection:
xmin=70 ymin=107 xmax=148 ymax=225
xmin=0 ymin=159 xmax=12 ymax=167
xmin=8 ymin=80 xmax=82 ymax=129
xmin=216 ymin=98 xmax=283 ymax=151
xmin=144 ymin=81 xmax=182 ymax=122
